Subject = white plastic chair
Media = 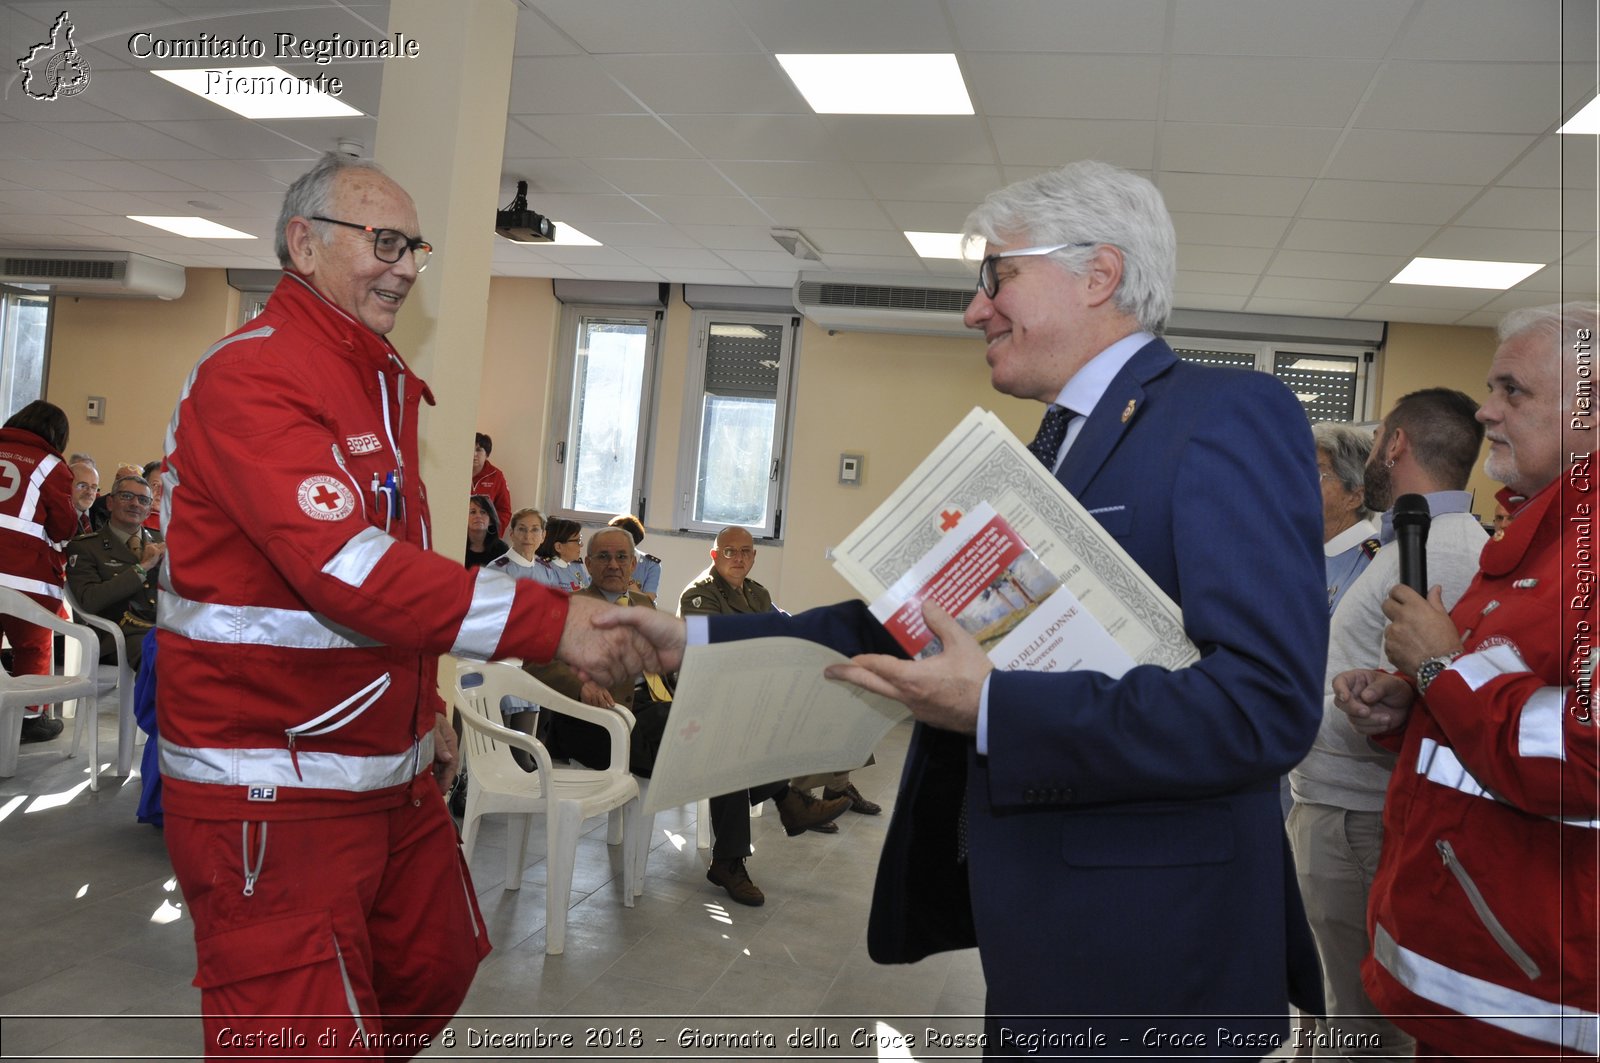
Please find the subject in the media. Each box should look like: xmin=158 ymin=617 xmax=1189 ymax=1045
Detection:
xmin=453 ymin=661 xmax=641 ymax=955
xmin=0 ymin=588 xmax=99 ymax=783
xmin=61 ymin=585 xmax=137 ymax=787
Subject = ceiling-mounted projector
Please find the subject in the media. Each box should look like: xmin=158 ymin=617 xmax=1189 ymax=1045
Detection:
xmin=496 ymin=180 xmax=553 ymax=243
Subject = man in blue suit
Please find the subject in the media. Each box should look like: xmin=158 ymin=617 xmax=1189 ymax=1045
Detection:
xmin=606 ymin=161 xmax=1327 ymax=1055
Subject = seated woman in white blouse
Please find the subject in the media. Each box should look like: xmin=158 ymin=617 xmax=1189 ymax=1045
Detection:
xmin=529 ymin=516 xmax=588 ymax=592
xmin=487 ymin=508 xmax=547 ymax=580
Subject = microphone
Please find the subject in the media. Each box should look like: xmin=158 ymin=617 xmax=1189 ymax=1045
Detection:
xmin=1394 ymin=494 xmax=1431 ymax=595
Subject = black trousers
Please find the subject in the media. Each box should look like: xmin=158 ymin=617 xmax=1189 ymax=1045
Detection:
xmin=550 ymin=699 xmax=784 ymax=862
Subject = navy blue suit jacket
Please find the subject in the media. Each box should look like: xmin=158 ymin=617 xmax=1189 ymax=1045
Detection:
xmin=710 ymin=338 xmax=1327 ymax=1047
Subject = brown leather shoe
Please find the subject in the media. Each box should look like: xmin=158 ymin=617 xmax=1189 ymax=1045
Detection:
xmin=825 ymin=782 xmax=882 ymax=815
xmin=775 ymin=786 xmax=851 ymax=836
xmin=706 ymin=858 xmax=764 ymax=906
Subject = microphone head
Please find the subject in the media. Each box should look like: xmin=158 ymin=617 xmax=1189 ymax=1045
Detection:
xmin=1393 ymin=493 xmax=1431 ymax=530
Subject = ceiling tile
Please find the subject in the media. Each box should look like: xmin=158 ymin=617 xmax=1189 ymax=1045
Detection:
xmin=1174 ymin=271 xmax=1260 ymax=296
xmin=805 ymin=229 xmax=915 ymax=256
xmin=854 ymin=163 xmax=1003 ymax=203
xmin=521 ymin=193 xmax=659 ymax=225
xmin=2 ymin=122 xmax=118 ymax=161
xmin=1269 ymin=249 xmax=1409 ymax=282
xmin=1252 ymin=276 xmax=1381 ymax=302
xmin=1174 ymin=292 xmax=1250 ymax=312
xmin=1498 ymin=137 xmax=1600 ymax=190
xmin=988 ymin=118 xmax=1156 ymax=170
xmin=517 ymin=115 xmax=697 ymax=159
xmin=658 ymin=268 xmax=754 ymax=285
xmin=716 ymin=248 xmax=812 ymax=271
xmin=1298 ymin=179 xmax=1481 ymax=224
xmin=1515 ymin=262 xmax=1600 ymax=295
xmin=582 ymin=158 xmax=739 ymax=196
xmin=1159 ymin=123 xmax=1340 ymax=177
xmin=1418 ymin=225 xmax=1562 ymax=262
xmin=1169 ymin=0 xmax=1409 ymax=57
xmin=733 ymin=0 xmax=956 ymax=52
xmin=964 ymin=54 xmax=1163 ymax=120
xmin=500 ymin=160 xmax=620 ymax=196
xmin=879 ymin=201 xmax=980 ymax=232
xmin=947 ymin=0 xmax=1166 ymax=52
xmin=1364 ymin=282 xmax=1503 ymax=309
xmin=632 ymin=195 xmax=772 ymax=226
xmin=663 ymin=114 xmax=837 ymax=161
xmin=141 ymin=119 xmax=316 ymax=161
xmin=599 ymin=54 xmax=805 ymax=114
xmin=1157 ymin=172 xmax=1313 ymax=216
xmin=1165 ymin=56 xmax=1379 ymax=126
xmin=675 ymin=225 xmax=786 ymax=251
xmin=530 ymin=0 xmax=757 ymax=53
xmin=817 ymin=117 xmax=993 ymax=165
xmin=1351 ymin=303 xmax=1473 ymax=324
xmin=750 ymin=197 xmax=893 ymax=229
xmin=141 ymin=159 xmax=290 ymax=192
xmin=714 ymin=161 xmax=870 ymax=199
xmin=1170 ymin=212 xmax=1291 ymax=249
xmin=623 ymin=246 xmax=733 ymax=269
xmin=819 ymin=253 xmax=931 ymax=273
xmin=1393 ymin=0 xmax=1564 ymax=61
xmin=1178 ymin=244 xmax=1273 ymax=273
xmin=1245 ymin=297 xmax=1370 ymax=318
xmin=502 ymin=119 xmax=563 ymax=159
xmin=507 ymin=56 xmax=645 ymax=115
xmin=1282 ymin=218 xmax=1436 ymax=257
xmin=576 ymin=223 xmax=698 ymax=248
xmin=1356 ymin=61 xmax=1566 ymax=135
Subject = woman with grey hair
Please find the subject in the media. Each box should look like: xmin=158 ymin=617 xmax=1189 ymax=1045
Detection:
xmin=1314 ymin=421 xmax=1379 ymax=613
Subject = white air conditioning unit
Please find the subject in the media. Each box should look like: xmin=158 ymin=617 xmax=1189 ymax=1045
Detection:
xmin=0 ymin=250 xmax=186 ymax=300
xmin=793 ymin=271 xmax=976 ymax=337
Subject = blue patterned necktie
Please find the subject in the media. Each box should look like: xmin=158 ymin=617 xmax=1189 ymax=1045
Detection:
xmin=1027 ymin=404 xmax=1074 ymax=471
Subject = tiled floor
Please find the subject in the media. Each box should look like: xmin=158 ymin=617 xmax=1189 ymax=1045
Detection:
xmin=0 ymin=703 xmax=989 ymax=1062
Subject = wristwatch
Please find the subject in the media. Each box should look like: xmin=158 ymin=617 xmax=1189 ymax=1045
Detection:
xmin=1415 ymin=651 xmax=1461 ymax=696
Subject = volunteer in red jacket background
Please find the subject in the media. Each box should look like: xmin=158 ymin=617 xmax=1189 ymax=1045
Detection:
xmin=1336 ymin=301 xmax=1598 ymax=1058
xmin=0 ymin=399 xmax=78 ymax=745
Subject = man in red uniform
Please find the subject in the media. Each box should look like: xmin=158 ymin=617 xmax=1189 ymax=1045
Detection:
xmin=0 ymin=400 xmax=77 ymax=743
xmin=158 ymin=152 xmax=679 ymax=1060
xmin=1336 ymin=301 xmax=1598 ymax=1057
xmin=470 ymin=431 xmax=511 ymax=532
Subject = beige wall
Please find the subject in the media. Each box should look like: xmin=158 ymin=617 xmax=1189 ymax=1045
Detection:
xmin=40 ymin=270 xmax=1505 ymax=595
xmin=1377 ymin=321 xmax=1500 ymax=522
xmin=46 ymin=269 xmax=238 ymax=471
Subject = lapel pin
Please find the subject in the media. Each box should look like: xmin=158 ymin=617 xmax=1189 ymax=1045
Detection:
xmin=1121 ymin=399 xmax=1136 ymax=423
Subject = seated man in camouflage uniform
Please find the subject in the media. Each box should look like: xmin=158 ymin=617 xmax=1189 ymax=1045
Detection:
xmin=66 ymin=474 xmax=162 ymax=669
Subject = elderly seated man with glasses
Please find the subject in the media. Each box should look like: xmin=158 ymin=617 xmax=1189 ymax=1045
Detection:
xmin=66 ymin=473 xmax=164 ymax=668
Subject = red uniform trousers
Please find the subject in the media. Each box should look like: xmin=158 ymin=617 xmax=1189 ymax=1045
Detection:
xmin=166 ymin=773 xmax=489 ymax=1061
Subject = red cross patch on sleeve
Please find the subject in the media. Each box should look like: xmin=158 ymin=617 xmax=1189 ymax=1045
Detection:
xmin=296 ymin=475 xmax=355 ymax=522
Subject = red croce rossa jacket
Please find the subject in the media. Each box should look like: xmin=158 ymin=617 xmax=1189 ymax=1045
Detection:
xmin=0 ymin=425 xmax=77 ymax=602
xmin=157 ymin=273 xmax=570 ymax=820
xmin=1363 ymin=459 xmax=1598 ymax=1057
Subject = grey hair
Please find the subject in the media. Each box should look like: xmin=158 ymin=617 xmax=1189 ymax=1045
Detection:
xmin=964 ymin=160 xmax=1177 ymax=333
xmin=1312 ymin=422 xmax=1375 ymax=519
xmin=275 ymin=152 xmax=389 ymax=268
xmin=110 ymin=474 xmax=150 ymax=495
xmin=1498 ymin=301 xmax=1599 ymax=350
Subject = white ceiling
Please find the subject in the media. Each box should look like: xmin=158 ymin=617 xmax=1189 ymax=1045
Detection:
xmin=0 ymin=0 xmax=1596 ymax=326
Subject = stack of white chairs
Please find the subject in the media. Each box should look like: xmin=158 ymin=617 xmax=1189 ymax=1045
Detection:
xmin=0 ymin=588 xmax=98 ymax=783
